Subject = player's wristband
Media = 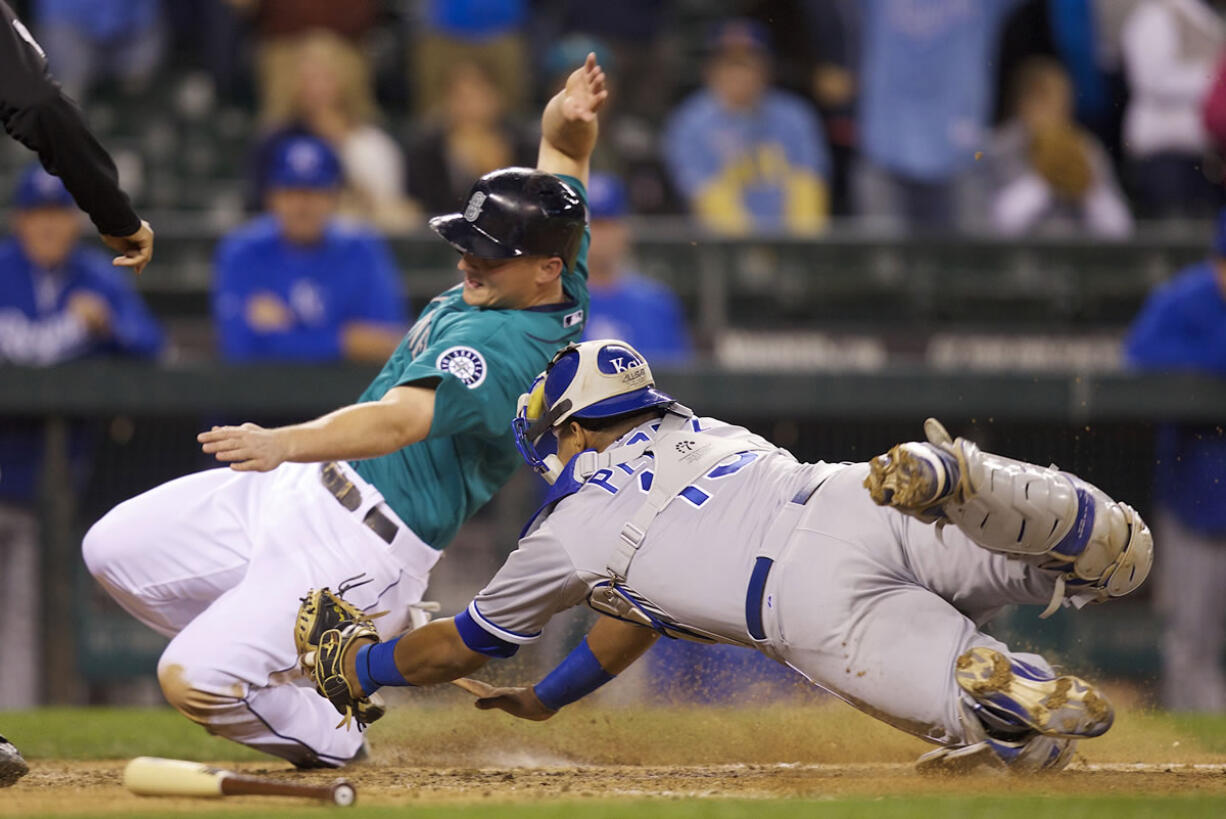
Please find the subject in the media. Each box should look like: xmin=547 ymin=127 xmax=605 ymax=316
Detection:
xmin=354 ymin=637 xmax=412 ymax=697
xmin=532 ymin=638 xmax=615 ymax=712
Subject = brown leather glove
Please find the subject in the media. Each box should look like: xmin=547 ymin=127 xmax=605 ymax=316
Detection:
xmin=1028 ymin=124 xmax=1094 ymax=200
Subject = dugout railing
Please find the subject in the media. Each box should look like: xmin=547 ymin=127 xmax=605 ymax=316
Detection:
xmin=3 ymin=363 xmax=1223 ymax=703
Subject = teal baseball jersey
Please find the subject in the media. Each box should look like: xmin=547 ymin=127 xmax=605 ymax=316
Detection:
xmin=351 ymin=174 xmax=590 ymax=549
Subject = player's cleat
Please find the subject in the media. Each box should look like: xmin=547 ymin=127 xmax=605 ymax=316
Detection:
xmin=305 ymin=621 xmax=382 ymax=731
xmin=864 ymin=441 xmax=960 ymax=518
xmin=293 ymin=737 xmax=374 ymax=770
xmin=916 ymin=735 xmax=1076 ymax=775
xmin=0 ymin=735 xmax=29 ymax=787
xmin=956 ymin=647 xmax=1113 ymax=739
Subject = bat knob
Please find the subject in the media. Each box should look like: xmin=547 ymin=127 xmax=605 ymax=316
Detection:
xmin=331 ymin=779 xmax=356 ymax=807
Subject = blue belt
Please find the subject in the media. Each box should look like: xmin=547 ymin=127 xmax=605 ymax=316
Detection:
xmin=744 ymin=477 xmax=830 ymax=641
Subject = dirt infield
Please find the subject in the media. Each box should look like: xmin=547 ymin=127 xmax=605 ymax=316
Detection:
xmin=6 ymin=759 xmax=1226 ymax=816
xmin=5 ymin=700 xmax=1226 ymax=816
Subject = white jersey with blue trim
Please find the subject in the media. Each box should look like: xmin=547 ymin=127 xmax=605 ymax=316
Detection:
xmin=465 ymin=416 xmax=839 ymax=648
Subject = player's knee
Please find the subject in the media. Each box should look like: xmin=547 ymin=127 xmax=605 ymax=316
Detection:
xmin=81 ymin=504 xmax=142 ymax=582
xmin=156 ymin=658 xmax=244 ymax=729
xmin=81 ymin=514 xmax=118 ymax=580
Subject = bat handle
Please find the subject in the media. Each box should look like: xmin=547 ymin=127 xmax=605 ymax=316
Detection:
xmin=220 ymin=774 xmax=357 ymax=806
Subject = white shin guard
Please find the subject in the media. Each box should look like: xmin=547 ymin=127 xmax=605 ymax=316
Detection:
xmin=927 ymin=420 xmax=1154 ymax=617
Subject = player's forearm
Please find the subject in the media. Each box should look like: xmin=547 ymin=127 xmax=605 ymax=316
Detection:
xmin=540 ymin=88 xmax=598 ymax=163
xmin=393 ymin=620 xmax=489 ymax=684
xmin=586 ymin=616 xmax=659 ymax=674
xmin=346 ymin=620 xmax=488 ymax=699
xmin=532 ymin=619 xmax=657 ymax=712
xmin=281 ymin=397 xmax=429 ymax=463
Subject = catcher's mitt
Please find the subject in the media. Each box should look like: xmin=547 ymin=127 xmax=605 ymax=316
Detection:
xmin=295 ymin=580 xmax=383 ymax=660
xmin=306 ymin=621 xmax=382 ymax=730
xmin=296 ymin=578 xmax=385 ymax=729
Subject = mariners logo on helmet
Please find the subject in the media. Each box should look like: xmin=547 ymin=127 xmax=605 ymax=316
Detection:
xmin=437 ymin=346 xmax=487 ymax=388
xmin=463 ymin=191 xmax=487 ymax=222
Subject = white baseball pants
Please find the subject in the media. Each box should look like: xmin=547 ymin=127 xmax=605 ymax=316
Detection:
xmin=82 ymin=461 xmax=439 ymax=767
xmin=759 ymin=463 xmax=1061 ymax=745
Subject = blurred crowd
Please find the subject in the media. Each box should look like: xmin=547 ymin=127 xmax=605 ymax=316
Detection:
xmin=6 ymin=0 xmax=1226 ymax=711
xmin=8 ymin=0 xmax=1226 ymax=237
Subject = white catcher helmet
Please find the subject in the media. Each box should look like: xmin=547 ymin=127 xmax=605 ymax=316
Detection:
xmin=512 ymin=339 xmax=676 ymax=484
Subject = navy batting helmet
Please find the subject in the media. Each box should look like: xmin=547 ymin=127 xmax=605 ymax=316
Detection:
xmin=429 ymin=167 xmax=587 ymax=272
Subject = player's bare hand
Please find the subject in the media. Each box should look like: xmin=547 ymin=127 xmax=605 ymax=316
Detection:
xmin=101 ymin=220 xmax=154 ymax=275
xmin=470 ymin=684 xmax=557 ymax=721
xmin=197 ymin=423 xmax=289 ymax=472
xmin=67 ymin=291 xmax=112 ymax=336
xmin=560 ymin=52 xmax=608 ymax=123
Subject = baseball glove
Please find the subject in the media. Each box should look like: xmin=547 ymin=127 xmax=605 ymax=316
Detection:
xmin=296 ymin=579 xmax=386 ymax=729
xmin=1028 ymin=123 xmax=1093 ymax=201
xmin=294 ymin=581 xmax=383 ymax=661
xmin=306 ymin=621 xmax=382 ymax=730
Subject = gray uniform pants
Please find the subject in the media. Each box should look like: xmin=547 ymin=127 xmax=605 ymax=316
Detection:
xmin=0 ymin=503 xmax=40 ymax=709
xmin=760 ymin=464 xmax=1060 ymax=745
xmin=1155 ymin=508 xmax=1226 ymax=711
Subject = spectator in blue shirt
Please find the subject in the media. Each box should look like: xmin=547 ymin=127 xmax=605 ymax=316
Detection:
xmin=663 ymin=20 xmax=831 ymax=236
xmin=0 ymin=164 xmax=163 ymax=708
xmin=853 ymin=0 xmax=1019 ymax=231
xmin=1125 ymin=210 xmax=1226 ymax=711
xmin=35 ymin=0 xmax=164 ymax=103
xmin=581 ymin=173 xmax=691 ymax=364
xmin=215 ymin=135 xmax=407 ymax=363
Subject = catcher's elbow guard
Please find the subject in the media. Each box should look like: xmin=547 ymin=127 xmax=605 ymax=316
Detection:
xmin=936 ymin=436 xmax=1153 ymax=615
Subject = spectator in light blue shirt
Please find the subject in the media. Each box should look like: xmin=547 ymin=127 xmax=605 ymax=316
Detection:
xmin=581 ymin=173 xmax=692 ymax=364
xmin=35 ymin=0 xmax=164 ymax=103
xmin=854 ymin=0 xmax=1019 ymax=232
xmin=663 ymin=19 xmax=831 ymax=236
xmin=214 ymin=135 xmax=407 ymax=363
xmin=0 ymin=164 xmax=163 ymax=708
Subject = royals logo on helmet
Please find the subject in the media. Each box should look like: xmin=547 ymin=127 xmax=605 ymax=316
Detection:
xmin=436 ymin=346 xmax=487 ymax=388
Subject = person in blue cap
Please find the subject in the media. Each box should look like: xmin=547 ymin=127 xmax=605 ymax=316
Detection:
xmin=582 ymin=172 xmax=691 ymax=364
xmin=214 ymin=134 xmax=407 ymax=363
xmin=1125 ymin=210 xmax=1226 ymax=712
xmin=0 ymin=163 xmax=163 ymax=711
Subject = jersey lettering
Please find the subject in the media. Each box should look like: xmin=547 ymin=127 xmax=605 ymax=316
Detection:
xmin=588 ymin=468 xmax=618 ymax=495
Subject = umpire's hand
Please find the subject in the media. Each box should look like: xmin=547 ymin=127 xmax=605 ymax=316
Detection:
xmin=101 ymin=219 xmax=154 ymax=275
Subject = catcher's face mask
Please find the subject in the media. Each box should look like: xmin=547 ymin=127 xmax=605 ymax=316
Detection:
xmin=512 ymin=339 xmax=674 ymax=484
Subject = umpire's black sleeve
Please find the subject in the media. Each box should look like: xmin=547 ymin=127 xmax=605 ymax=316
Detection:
xmin=0 ymin=1 xmax=141 ymax=237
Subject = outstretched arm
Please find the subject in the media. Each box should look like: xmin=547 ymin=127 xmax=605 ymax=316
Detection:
xmin=197 ymin=384 xmax=436 ymax=471
xmin=466 ymin=616 xmax=659 ymax=721
xmin=536 ymin=52 xmax=607 ymax=186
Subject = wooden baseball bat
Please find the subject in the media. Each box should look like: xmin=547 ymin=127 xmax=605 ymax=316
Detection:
xmin=123 ymin=757 xmax=356 ymax=806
